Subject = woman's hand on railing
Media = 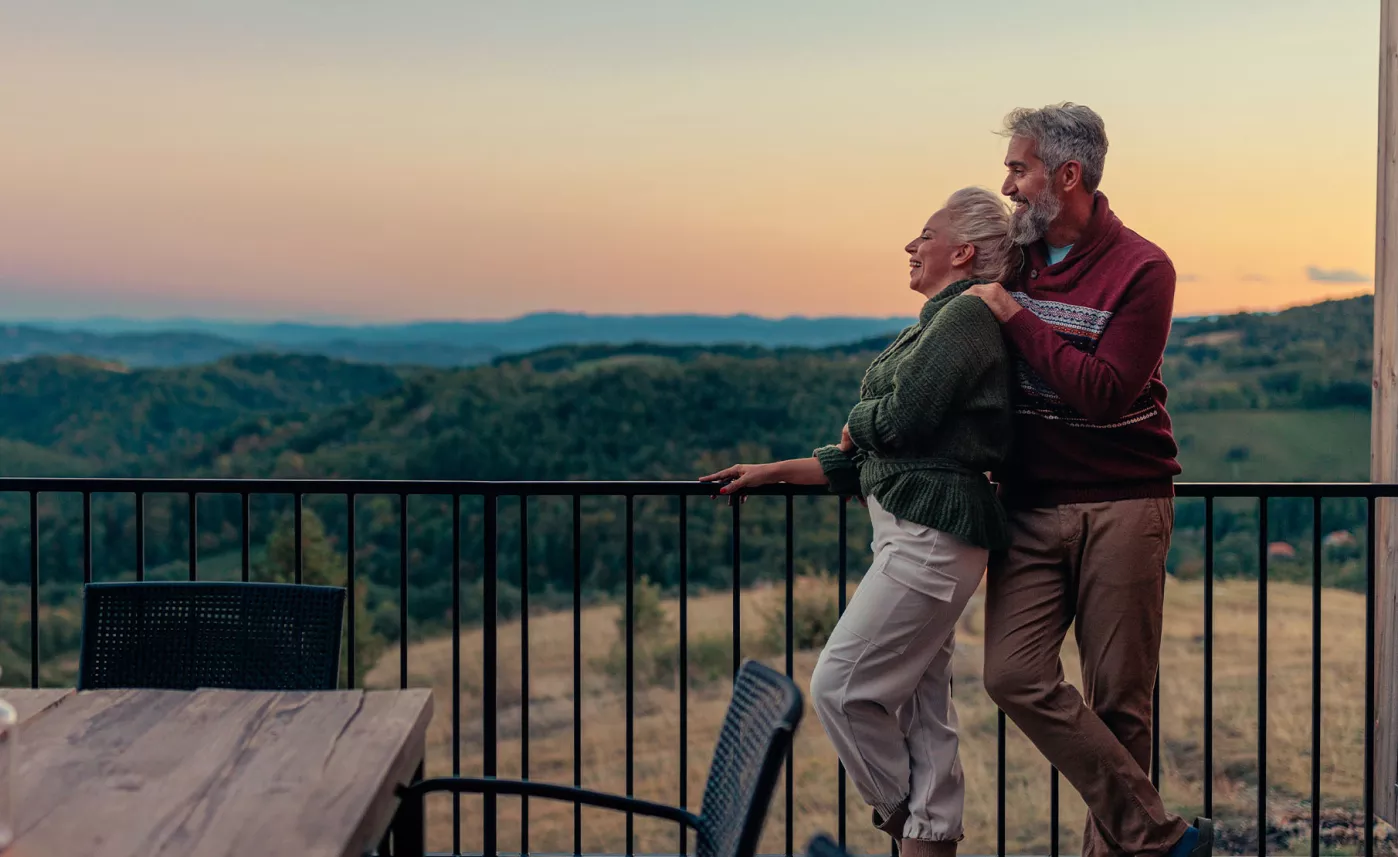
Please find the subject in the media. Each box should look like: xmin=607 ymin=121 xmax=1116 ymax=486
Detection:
xmin=699 ymin=463 xmax=780 ymax=503
xmin=700 ymin=458 xmax=830 ymax=504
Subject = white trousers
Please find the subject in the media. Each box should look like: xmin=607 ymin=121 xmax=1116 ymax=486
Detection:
xmin=809 ymin=496 xmax=988 ymax=842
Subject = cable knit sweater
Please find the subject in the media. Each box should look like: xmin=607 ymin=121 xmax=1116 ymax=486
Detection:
xmin=813 ymin=279 xmax=1013 ymax=550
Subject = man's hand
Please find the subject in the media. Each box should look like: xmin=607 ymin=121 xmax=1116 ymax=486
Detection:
xmin=839 ymin=423 xmax=855 ymax=453
xmin=965 ymin=282 xmax=1022 ymax=323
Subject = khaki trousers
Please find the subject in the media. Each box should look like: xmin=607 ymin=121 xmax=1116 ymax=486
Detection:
xmin=983 ymin=498 xmax=1188 ymax=857
xmin=810 ymin=496 xmax=988 ymax=842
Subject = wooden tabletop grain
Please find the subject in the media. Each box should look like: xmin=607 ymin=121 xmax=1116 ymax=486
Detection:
xmin=3 ymin=688 xmax=75 ymax=724
xmin=4 ymin=688 xmax=432 ymax=857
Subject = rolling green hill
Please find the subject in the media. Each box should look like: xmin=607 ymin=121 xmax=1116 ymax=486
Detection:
xmin=1165 ymin=295 xmax=1372 ymax=411
xmin=140 ymin=296 xmax=1373 ymax=486
xmin=1173 ymin=408 xmax=1370 ymax=482
xmin=0 ymin=353 xmax=406 ymax=462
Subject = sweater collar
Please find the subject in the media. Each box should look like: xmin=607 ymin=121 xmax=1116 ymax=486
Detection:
xmin=1023 ymin=192 xmax=1124 ymax=282
xmin=919 ymin=277 xmax=986 ymax=323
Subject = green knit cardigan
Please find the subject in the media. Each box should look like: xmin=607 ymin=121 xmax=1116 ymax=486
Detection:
xmin=814 ymin=279 xmax=1013 ymax=551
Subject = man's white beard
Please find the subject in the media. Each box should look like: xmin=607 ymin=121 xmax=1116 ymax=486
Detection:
xmin=1010 ymin=187 xmax=1062 ymax=246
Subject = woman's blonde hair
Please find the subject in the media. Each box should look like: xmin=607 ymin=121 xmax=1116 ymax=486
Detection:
xmin=943 ymin=187 xmax=1020 ymax=283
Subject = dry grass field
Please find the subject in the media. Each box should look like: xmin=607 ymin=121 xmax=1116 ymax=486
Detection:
xmin=366 ymin=577 xmax=1379 ymax=856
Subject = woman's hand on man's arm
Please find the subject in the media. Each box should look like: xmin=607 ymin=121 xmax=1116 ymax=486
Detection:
xmin=839 ymin=423 xmax=855 ymax=453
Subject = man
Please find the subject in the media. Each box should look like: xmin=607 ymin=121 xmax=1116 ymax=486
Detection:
xmin=965 ymin=103 xmax=1212 ymax=857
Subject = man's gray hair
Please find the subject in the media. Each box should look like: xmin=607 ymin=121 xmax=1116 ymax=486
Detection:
xmin=1001 ymin=103 xmax=1108 ymax=193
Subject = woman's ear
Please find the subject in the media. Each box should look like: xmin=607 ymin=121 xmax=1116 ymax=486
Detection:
xmin=953 ymin=242 xmax=976 ymax=268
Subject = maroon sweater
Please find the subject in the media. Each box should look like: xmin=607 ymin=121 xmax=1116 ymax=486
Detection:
xmin=994 ymin=192 xmax=1181 ymax=508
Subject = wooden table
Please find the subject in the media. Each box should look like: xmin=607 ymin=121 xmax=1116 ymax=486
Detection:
xmin=4 ymin=688 xmax=75 ymax=723
xmin=4 ymin=688 xmax=433 ymax=857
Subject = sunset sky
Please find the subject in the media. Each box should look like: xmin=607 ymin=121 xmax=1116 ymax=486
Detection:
xmin=1 ymin=1 xmax=1381 ymax=321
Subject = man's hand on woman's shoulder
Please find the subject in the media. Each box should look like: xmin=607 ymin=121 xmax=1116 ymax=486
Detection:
xmin=965 ymin=282 xmax=1022 ymax=323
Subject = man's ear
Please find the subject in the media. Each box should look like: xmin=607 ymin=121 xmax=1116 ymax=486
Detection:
xmin=1059 ymin=160 xmax=1084 ymax=194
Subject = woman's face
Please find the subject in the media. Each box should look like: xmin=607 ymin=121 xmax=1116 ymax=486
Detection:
xmin=905 ymin=208 xmax=968 ymax=297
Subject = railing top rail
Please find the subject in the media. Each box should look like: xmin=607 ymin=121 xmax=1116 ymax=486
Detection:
xmin=0 ymin=477 xmax=1394 ymax=498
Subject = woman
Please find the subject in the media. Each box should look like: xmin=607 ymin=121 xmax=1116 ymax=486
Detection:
xmin=699 ymin=187 xmax=1017 ymax=857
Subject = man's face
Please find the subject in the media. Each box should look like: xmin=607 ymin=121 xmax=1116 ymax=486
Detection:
xmin=1001 ymin=135 xmax=1061 ymax=246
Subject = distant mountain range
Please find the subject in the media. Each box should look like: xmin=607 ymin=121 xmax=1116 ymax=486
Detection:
xmin=0 ymin=324 xmax=502 ymax=369
xmin=9 ymin=312 xmax=918 ymax=368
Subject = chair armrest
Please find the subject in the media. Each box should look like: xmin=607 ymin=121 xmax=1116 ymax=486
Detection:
xmin=397 ymin=777 xmax=701 ymax=829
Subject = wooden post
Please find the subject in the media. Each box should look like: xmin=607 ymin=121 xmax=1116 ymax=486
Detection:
xmin=1374 ymin=0 xmax=1398 ymax=826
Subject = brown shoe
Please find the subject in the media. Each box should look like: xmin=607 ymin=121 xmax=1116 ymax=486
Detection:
xmin=898 ymin=840 xmax=957 ymax=857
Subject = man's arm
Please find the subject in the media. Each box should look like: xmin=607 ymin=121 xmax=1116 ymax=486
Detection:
xmin=978 ymin=263 xmax=1174 ymax=423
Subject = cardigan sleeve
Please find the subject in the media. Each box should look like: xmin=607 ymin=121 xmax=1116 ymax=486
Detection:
xmin=846 ymin=297 xmax=1000 ymax=455
xmin=813 ymin=445 xmax=863 ymax=496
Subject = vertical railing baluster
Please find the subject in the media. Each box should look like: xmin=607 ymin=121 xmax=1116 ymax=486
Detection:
xmin=997 ymin=710 xmax=1007 ymax=857
xmin=520 ymin=494 xmax=530 ymax=856
xmin=837 ymin=497 xmax=848 ymax=848
xmin=82 ymin=491 xmax=92 ymax=585
xmin=625 ymin=493 xmax=635 ymax=857
xmin=678 ymin=494 xmax=689 ymax=857
xmin=1259 ymin=496 xmax=1269 ymax=857
xmin=1204 ymin=495 xmax=1214 ymax=819
xmin=1152 ymin=675 xmax=1162 ymax=790
xmin=294 ymin=493 xmax=303 ymax=585
xmin=241 ymin=493 xmax=251 ymax=583
xmin=731 ymin=498 xmax=741 ymax=677
xmin=346 ymin=493 xmax=356 ymax=688
xmin=29 ymin=491 xmax=38 ymax=688
xmin=188 ymin=492 xmax=197 ymax=581
xmin=1365 ymin=496 xmax=1376 ymax=857
xmin=1311 ymin=496 xmax=1322 ymax=857
xmin=785 ymin=493 xmax=795 ymax=857
xmin=399 ymin=493 xmax=408 ymax=688
xmin=484 ymin=492 xmax=499 ymax=857
xmin=135 ymin=491 xmax=145 ymax=582
xmin=572 ymin=494 xmax=582 ymax=857
xmin=452 ymin=493 xmax=461 ymax=856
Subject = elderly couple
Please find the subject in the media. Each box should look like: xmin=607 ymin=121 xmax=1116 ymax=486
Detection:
xmin=701 ymin=103 xmax=1209 ymax=857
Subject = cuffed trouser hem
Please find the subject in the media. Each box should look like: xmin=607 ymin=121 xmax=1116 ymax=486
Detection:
xmin=899 ymin=837 xmax=959 ymax=857
xmin=874 ymin=801 xmax=911 ymax=836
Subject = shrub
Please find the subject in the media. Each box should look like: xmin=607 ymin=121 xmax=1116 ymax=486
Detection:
xmin=594 ymin=576 xmax=675 ymax=687
xmin=761 ymin=572 xmax=840 ymax=654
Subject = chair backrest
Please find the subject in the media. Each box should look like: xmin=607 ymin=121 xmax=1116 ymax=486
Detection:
xmin=805 ymin=834 xmax=853 ymax=857
xmin=78 ymin=581 xmax=345 ymax=691
xmin=695 ymin=659 xmax=804 ymax=857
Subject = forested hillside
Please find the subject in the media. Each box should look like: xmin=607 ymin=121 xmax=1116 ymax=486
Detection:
xmin=0 ymin=295 xmax=1374 ymax=684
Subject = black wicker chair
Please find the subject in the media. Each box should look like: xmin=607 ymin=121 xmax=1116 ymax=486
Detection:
xmin=78 ymin=581 xmax=345 ymax=691
xmin=806 ymin=834 xmax=854 ymax=857
xmin=389 ymin=659 xmax=803 ymax=857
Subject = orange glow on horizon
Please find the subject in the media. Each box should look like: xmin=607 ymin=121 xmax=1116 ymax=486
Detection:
xmin=0 ymin=2 xmax=1381 ymax=321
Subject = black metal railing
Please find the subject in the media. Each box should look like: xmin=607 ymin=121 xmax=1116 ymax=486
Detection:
xmin=1 ymin=477 xmax=1395 ymax=857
